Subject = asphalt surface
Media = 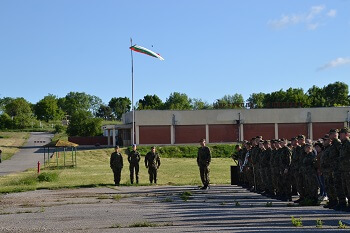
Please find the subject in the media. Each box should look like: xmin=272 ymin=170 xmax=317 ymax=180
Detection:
xmin=0 ymin=132 xmax=53 ymax=176
xmin=1 ymin=185 xmax=350 ymax=232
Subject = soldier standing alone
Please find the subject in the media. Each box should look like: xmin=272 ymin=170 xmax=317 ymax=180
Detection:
xmin=110 ymin=146 xmax=123 ymax=186
xmin=145 ymin=146 xmax=161 ymax=184
xmin=197 ymin=139 xmax=211 ymax=190
xmin=128 ymin=144 xmax=141 ymax=184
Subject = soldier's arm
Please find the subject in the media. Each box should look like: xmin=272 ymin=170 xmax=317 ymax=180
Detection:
xmin=110 ymin=154 xmax=113 ymax=168
xmin=157 ymin=154 xmax=161 ymax=168
xmin=207 ymin=147 xmax=211 ymax=164
xmin=145 ymin=154 xmax=148 ymax=168
xmin=121 ymin=153 xmax=123 ymax=168
xmin=137 ymin=152 xmax=141 ymax=162
xmin=197 ymin=149 xmax=200 ymax=165
xmin=127 ymin=153 xmax=132 ymax=163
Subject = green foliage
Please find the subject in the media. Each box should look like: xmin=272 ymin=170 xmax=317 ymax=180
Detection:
xmin=128 ymin=221 xmax=158 ymax=228
xmin=162 ymin=197 xmax=173 ymax=202
xmin=291 ymin=216 xmax=303 ymax=227
xmin=95 ymin=104 xmax=113 ymax=120
xmin=164 ymin=92 xmax=192 ymax=110
xmin=37 ymin=172 xmax=59 ymax=182
xmin=112 ymin=194 xmax=123 ymax=201
xmin=316 ymin=219 xmax=323 ymax=228
xmin=4 ymin=97 xmax=34 ymax=128
xmin=323 ymin=81 xmax=349 ymax=107
xmin=34 ymin=94 xmax=63 ymax=122
xmin=214 ymin=94 xmax=245 ymax=109
xmin=61 ymin=92 xmax=91 ymax=116
xmin=127 ymin=144 xmax=236 ymax=158
xmin=338 ymin=220 xmax=347 ymax=229
xmin=180 ymin=191 xmax=192 ymax=201
xmin=0 ymin=113 xmax=13 ymax=129
xmin=191 ymin=98 xmax=212 ymax=110
xmin=265 ymin=202 xmax=273 ymax=207
xmin=235 ymin=201 xmax=240 ymax=206
xmin=108 ymin=97 xmax=131 ymax=120
xmin=247 ymin=92 xmax=266 ymax=108
xmin=137 ymin=94 xmax=163 ymax=110
xmin=54 ymin=124 xmax=65 ymax=134
xmin=66 ymin=110 xmax=102 ymax=136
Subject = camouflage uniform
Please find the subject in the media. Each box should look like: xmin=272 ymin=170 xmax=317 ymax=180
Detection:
xmin=339 ymin=137 xmax=350 ymax=205
xmin=261 ymin=147 xmax=272 ymax=194
xmin=110 ymin=151 xmax=123 ymax=185
xmin=329 ymin=138 xmax=346 ymax=206
xmin=128 ymin=150 xmax=141 ymax=184
xmin=279 ymin=146 xmax=292 ymax=200
xmin=320 ymin=143 xmax=337 ymax=207
xmin=250 ymin=146 xmax=260 ymax=190
xmin=145 ymin=151 xmax=161 ymax=184
xmin=302 ymin=151 xmax=318 ymax=203
xmin=295 ymin=145 xmax=306 ymax=200
xmin=270 ymin=148 xmax=280 ymax=195
xmin=197 ymin=146 xmax=211 ymax=188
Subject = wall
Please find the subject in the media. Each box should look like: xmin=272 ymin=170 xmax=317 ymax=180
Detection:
xmin=175 ymin=125 xmax=205 ymax=144
xmin=278 ymin=123 xmax=308 ymax=140
xmin=209 ymin=124 xmax=239 ymax=142
xmin=139 ymin=125 xmax=171 ymax=144
xmin=312 ymin=122 xmax=345 ymax=139
xmin=68 ymin=136 xmax=108 ymax=145
xmin=243 ymin=124 xmax=275 ymax=140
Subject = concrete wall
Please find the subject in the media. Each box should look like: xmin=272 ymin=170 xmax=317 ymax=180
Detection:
xmin=123 ymin=107 xmax=350 ymax=125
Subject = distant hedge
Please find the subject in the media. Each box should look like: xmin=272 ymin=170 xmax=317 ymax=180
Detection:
xmin=127 ymin=144 xmax=238 ymax=158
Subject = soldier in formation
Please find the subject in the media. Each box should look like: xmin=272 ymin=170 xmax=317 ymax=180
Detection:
xmin=236 ymin=127 xmax=350 ymax=211
xmin=128 ymin=144 xmax=141 ymax=184
xmin=197 ymin=138 xmax=211 ymax=190
xmin=110 ymin=146 xmax=123 ymax=186
xmin=145 ymin=146 xmax=161 ymax=184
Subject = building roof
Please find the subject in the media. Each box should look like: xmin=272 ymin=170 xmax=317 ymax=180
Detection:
xmin=43 ymin=139 xmax=79 ymax=147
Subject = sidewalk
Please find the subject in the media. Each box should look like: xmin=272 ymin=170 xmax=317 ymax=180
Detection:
xmin=0 ymin=132 xmax=53 ymax=176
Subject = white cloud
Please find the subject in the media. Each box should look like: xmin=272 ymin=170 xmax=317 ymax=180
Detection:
xmin=327 ymin=9 xmax=337 ymax=17
xmin=268 ymin=5 xmax=335 ymax=30
xmin=318 ymin=57 xmax=350 ymax=71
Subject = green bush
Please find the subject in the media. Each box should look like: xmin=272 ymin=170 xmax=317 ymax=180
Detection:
xmin=54 ymin=124 xmax=65 ymax=134
xmin=37 ymin=172 xmax=59 ymax=182
xmin=127 ymin=144 xmax=237 ymax=158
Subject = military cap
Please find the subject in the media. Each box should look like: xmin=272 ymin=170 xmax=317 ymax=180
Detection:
xmin=280 ymin=138 xmax=287 ymax=142
xmin=339 ymin=127 xmax=349 ymax=134
xmin=251 ymin=137 xmax=256 ymax=141
xmin=114 ymin=145 xmax=119 ymax=149
xmin=243 ymin=140 xmax=248 ymax=143
xmin=132 ymin=144 xmax=137 ymax=147
xmin=322 ymin=134 xmax=330 ymax=140
xmin=151 ymin=146 xmax=156 ymax=149
xmin=275 ymin=139 xmax=281 ymax=143
xmin=259 ymin=140 xmax=264 ymax=143
xmin=329 ymin=128 xmax=339 ymax=133
xmin=305 ymin=143 xmax=312 ymax=147
xmin=291 ymin=137 xmax=297 ymax=141
xmin=263 ymin=140 xmax=270 ymax=144
xmin=297 ymin=134 xmax=305 ymax=139
xmin=314 ymin=142 xmax=323 ymax=148
xmin=256 ymin=136 xmax=263 ymax=139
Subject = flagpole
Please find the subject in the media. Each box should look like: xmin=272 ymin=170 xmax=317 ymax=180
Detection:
xmin=130 ymin=38 xmax=135 ymax=145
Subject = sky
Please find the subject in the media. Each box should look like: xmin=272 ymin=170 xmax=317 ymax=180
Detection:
xmin=0 ymin=0 xmax=350 ymax=105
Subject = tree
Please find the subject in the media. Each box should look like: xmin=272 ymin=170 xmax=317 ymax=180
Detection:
xmin=5 ymin=97 xmax=34 ymax=128
xmin=0 ymin=113 xmax=12 ymax=129
xmin=137 ymin=94 xmax=163 ymax=110
xmin=66 ymin=110 xmax=102 ymax=136
xmin=88 ymin=95 xmax=103 ymax=115
xmin=108 ymin=97 xmax=131 ymax=120
xmin=191 ymin=98 xmax=212 ymax=110
xmin=323 ymin=81 xmax=349 ymax=106
xmin=95 ymin=104 xmax=113 ymax=120
xmin=164 ymin=92 xmax=192 ymax=110
xmin=284 ymin=88 xmax=309 ymax=107
xmin=34 ymin=94 xmax=64 ymax=122
xmin=0 ymin=97 xmax=13 ymax=114
xmin=247 ymin=93 xmax=266 ymax=108
xmin=61 ymin=92 xmax=91 ymax=116
xmin=307 ymin=85 xmax=326 ymax=107
xmin=213 ymin=94 xmax=244 ymax=109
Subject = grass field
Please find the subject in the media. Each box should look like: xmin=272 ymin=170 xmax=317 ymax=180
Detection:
xmin=0 ymin=147 xmax=235 ymax=193
xmin=0 ymin=132 xmax=30 ymax=161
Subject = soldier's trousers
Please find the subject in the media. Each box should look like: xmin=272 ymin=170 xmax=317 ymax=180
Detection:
xmin=263 ymin=168 xmax=272 ymax=192
xmin=112 ymin=167 xmax=122 ymax=185
xmin=148 ymin=167 xmax=158 ymax=184
xmin=323 ymin=170 xmax=337 ymax=202
xmin=304 ymin=173 xmax=318 ymax=200
xmin=341 ymin=171 xmax=350 ymax=203
xmin=280 ymin=173 xmax=292 ymax=197
xmin=294 ymin=172 xmax=305 ymax=199
xmin=334 ymin=171 xmax=346 ymax=205
xmin=271 ymin=168 xmax=279 ymax=194
xmin=129 ymin=163 xmax=139 ymax=184
xmin=199 ymin=165 xmax=210 ymax=187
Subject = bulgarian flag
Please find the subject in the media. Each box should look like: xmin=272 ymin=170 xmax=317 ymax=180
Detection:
xmin=130 ymin=45 xmax=164 ymax=61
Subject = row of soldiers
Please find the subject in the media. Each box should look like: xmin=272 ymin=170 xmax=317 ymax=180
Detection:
xmin=235 ymin=127 xmax=350 ymax=211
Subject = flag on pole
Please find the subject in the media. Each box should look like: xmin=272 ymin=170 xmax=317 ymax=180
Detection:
xmin=130 ymin=45 xmax=164 ymax=61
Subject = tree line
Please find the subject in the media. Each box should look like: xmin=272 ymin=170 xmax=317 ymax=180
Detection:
xmin=0 ymin=81 xmax=349 ymax=135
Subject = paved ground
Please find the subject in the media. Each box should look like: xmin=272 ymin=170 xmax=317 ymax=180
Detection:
xmin=1 ymin=185 xmax=349 ymax=232
xmin=0 ymin=132 xmax=53 ymax=176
